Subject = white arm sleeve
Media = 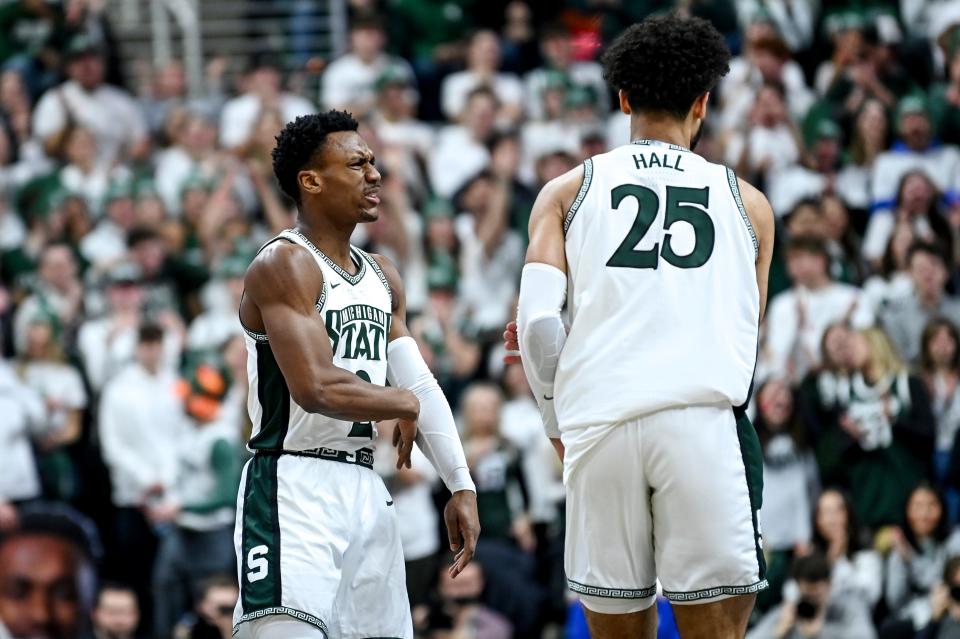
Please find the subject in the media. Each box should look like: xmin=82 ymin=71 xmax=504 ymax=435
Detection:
xmin=387 ymin=337 xmax=476 ymax=494
xmin=517 ymin=263 xmax=568 ymax=439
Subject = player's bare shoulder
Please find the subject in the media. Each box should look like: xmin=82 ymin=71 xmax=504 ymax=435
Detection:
xmin=733 ymin=176 xmax=775 ymax=254
xmin=535 ymin=163 xmax=587 ymax=220
xmin=244 ymin=239 xmax=324 ymax=310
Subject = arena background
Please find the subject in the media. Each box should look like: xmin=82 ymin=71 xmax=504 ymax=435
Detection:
xmin=3 ymin=0 xmax=960 ymax=637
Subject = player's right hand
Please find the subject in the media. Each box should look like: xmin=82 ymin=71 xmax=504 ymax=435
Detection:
xmin=503 ymin=320 xmax=521 ymax=364
xmin=393 ymin=417 xmax=417 ymax=470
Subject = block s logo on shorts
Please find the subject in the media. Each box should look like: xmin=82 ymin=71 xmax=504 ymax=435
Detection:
xmin=247 ymin=545 xmax=269 ymax=582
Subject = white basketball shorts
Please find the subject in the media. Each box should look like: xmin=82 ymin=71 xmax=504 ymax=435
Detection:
xmin=232 ymin=452 xmax=412 ymax=638
xmin=564 ymin=404 xmax=767 ymax=614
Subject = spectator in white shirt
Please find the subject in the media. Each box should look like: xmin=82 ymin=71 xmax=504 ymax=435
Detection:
xmin=98 ymin=323 xmax=184 ymax=621
xmin=369 ymin=68 xmax=434 ymax=197
xmin=0 ymin=357 xmax=45 ymax=513
xmin=32 ymin=34 xmax=149 ymax=166
xmin=13 ymin=242 xmax=83 ymax=355
xmin=725 ymin=81 xmax=802 ymax=185
xmin=187 ymin=257 xmax=245 ymax=352
xmin=759 ymin=236 xmax=862 ymax=384
xmin=154 ymin=112 xmax=221 ymax=217
xmin=441 ymin=31 xmax=524 ymax=124
xmin=429 ymin=87 xmax=497 ymax=199
xmin=522 ymin=24 xmax=607 ymax=122
xmin=218 ymin=58 xmax=314 ymax=151
xmin=321 ymin=15 xmax=415 ymax=117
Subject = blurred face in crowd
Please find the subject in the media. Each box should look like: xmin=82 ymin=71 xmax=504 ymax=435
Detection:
xmin=907 ymin=486 xmax=943 ymax=539
xmin=541 ymin=33 xmax=572 ymax=69
xmin=131 ymin=237 xmax=167 ymax=276
xmin=155 ymin=62 xmax=186 ymax=99
xmin=927 ymin=324 xmax=958 ymax=369
xmin=25 ymin=321 xmax=55 ymax=361
xmin=182 ymin=187 xmax=210 ymax=223
xmin=463 ymin=386 xmax=502 ymax=437
xmin=249 ymin=66 xmax=281 ymax=99
xmin=752 ymin=85 xmax=787 ymax=128
xmin=910 ymin=250 xmax=948 ymax=303
xmin=468 ymin=31 xmax=501 ymax=72
xmin=136 ymin=337 xmax=164 ymax=373
xmin=92 ymin=588 xmax=138 ymax=639
xmin=815 ymin=490 xmax=850 ymax=545
xmin=350 ymin=26 xmax=385 ymax=63
xmin=900 ymin=112 xmax=931 ymax=151
xmin=463 ymin=92 xmax=497 ymax=139
xmin=796 ymin=576 xmax=831 ymax=609
xmin=844 ymin=330 xmax=871 ymax=371
xmin=135 ymin=195 xmax=166 ymax=227
xmin=541 ymin=86 xmax=566 ymax=121
xmin=68 ymin=52 xmax=104 ymax=92
xmin=182 ymin=114 xmax=217 ymax=156
xmin=379 ymin=83 xmax=413 ymax=119
xmin=64 ymin=128 xmax=96 ymax=169
xmin=745 ymin=21 xmax=778 ymax=49
xmin=813 ymin=136 xmax=841 ymax=173
xmin=752 ymin=47 xmax=786 ymax=82
xmin=758 ymin=379 xmax=792 ymax=429
xmin=822 ymin=323 xmax=852 ymax=370
xmin=898 ymin=173 xmax=935 ymax=215
xmin=107 ymin=281 xmax=143 ymax=314
xmin=503 ymin=363 xmax=530 ymax=399
xmin=786 ymin=247 xmax=829 ymax=289
xmin=106 ymin=196 xmax=136 ymax=231
xmin=426 ymin=215 xmax=456 ymax=252
xmin=198 ymin=584 xmax=238 ymax=638
xmin=886 ymin=222 xmax=915 ymax=272
xmin=820 ymin=196 xmax=849 ymax=240
xmin=786 ymin=203 xmax=821 ymax=238
xmin=0 ymin=534 xmax=83 ymax=639
xmin=39 ymin=246 xmax=78 ymax=292
xmin=460 ymin=176 xmax=494 ymax=217
xmin=536 ymin=152 xmax=576 ymax=186
xmin=833 ymin=28 xmax=864 ymax=66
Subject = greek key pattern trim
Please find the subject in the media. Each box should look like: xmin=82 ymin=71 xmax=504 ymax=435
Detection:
xmin=568 ymin=579 xmax=657 ymax=599
xmin=243 ymin=326 xmax=269 ymax=343
xmin=726 ymin=167 xmax=758 ymax=259
xmin=564 ymin=158 xmax=594 ymax=236
xmin=287 ymin=229 xmax=366 ymax=285
xmin=662 ymin=579 xmax=769 ymax=602
xmin=233 ymin=606 xmax=330 ymax=636
xmin=358 ymin=249 xmax=392 ymax=305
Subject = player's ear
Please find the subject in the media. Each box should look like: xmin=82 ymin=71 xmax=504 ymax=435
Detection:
xmin=298 ymin=169 xmax=323 ymax=196
xmin=692 ymin=92 xmax=709 ymax=120
xmin=618 ymin=89 xmax=632 ymax=116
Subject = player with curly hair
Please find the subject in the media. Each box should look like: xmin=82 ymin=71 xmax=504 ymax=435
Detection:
xmin=504 ymin=13 xmax=776 ymax=638
xmin=233 ymin=111 xmax=480 ymax=639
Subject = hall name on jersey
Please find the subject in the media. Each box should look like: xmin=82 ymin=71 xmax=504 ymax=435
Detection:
xmin=632 ymin=152 xmax=684 ymax=172
xmin=325 ymin=304 xmax=390 ymax=360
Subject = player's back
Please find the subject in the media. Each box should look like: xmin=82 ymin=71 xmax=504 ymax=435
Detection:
xmin=556 ymin=139 xmax=760 ymax=432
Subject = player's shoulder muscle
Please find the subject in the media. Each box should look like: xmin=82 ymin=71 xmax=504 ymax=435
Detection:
xmin=245 ymin=240 xmax=323 ymax=311
xmin=735 ymin=175 xmax=775 ymax=253
xmin=530 ymin=163 xmax=585 ymax=231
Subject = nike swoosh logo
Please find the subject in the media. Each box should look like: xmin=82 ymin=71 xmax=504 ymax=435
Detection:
xmin=331 ymin=282 xmax=341 ymax=289
xmin=543 ymin=395 xmax=553 ymax=401
xmin=386 ymin=499 xmax=394 ymax=506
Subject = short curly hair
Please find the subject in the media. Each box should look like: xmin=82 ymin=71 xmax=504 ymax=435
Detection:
xmin=602 ymin=13 xmax=731 ymax=120
xmin=272 ymin=110 xmax=359 ymax=204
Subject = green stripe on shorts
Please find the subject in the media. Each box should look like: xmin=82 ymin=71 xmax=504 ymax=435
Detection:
xmin=735 ymin=409 xmax=766 ymax=580
xmin=239 ymin=454 xmax=282 ymax=612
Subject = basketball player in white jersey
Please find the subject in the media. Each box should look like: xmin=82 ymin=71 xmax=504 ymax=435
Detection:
xmin=234 ymin=111 xmax=480 ymax=639
xmin=505 ymin=14 xmax=775 ymax=638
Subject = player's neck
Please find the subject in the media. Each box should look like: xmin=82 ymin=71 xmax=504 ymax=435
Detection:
xmin=629 ymin=115 xmax=691 ymax=150
xmin=296 ymin=218 xmax=356 ymax=270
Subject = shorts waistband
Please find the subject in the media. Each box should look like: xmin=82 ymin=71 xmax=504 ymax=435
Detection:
xmin=253 ymin=447 xmax=374 ymax=469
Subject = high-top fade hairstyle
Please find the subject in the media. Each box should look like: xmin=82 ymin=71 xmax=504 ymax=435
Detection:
xmin=602 ymin=13 xmax=731 ymax=120
xmin=272 ymin=110 xmax=360 ymax=205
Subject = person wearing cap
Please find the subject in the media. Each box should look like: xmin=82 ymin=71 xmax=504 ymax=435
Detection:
xmin=219 ymin=55 xmax=314 ymax=151
xmin=78 ymin=177 xmax=136 ymax=269
xmin=867 ymin=94 xmax=960 ymax=239
xmin=321 ymin=14 xmax=415 ymax=116
xmin=523 ymin=23 xmax=608 ymax=122
xmin=440 ymin=30 xmax=524 ymax=124
xmin=32 ymin=32 xmax=148 ymax=166
xmin=186 ymin=257 xmax=247 ymax=352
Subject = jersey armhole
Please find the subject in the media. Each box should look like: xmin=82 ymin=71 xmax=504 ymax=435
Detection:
xmin=563 ymin=158 xmax=594 ymax=237
xmin=725 ymin=167 xmax=759 ymax=261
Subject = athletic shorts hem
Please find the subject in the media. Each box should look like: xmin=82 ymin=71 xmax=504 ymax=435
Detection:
xmin=567 ymin=579 xmax=657 ymax=599
xmin=232 ymin=606 xmax=330 ymax=637
xmin=662 ymin=579 xmax=769 ymax=604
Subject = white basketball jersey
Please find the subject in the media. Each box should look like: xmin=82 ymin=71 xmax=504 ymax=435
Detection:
xmin=242 ymin=229 xmax=392 ymax=453
xmin=556 ymin=140 xmax=760 ymax=432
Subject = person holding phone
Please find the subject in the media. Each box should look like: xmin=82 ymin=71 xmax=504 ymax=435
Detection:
xmin=747 ymin=553 xmax=876 ymax=639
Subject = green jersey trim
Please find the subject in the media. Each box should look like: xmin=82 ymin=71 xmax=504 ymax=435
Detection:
xmin=725 ymin=168 xmax=758 ymax=260
xmin=563 ymin=158 xmax=593 ymax=236
xmin=567 ymin=580 xmax=657 ymax=599
xmin=232 ymin=606 xmax=330 ymax=636
xmin=662 ymin=580 xmax=769 ymax=602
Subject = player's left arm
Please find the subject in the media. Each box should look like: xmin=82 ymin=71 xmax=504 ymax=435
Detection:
xmin=373 ymin=253 xmax=480 ymax=578
xmin=737 ymin=176 xmax=776 ymax=321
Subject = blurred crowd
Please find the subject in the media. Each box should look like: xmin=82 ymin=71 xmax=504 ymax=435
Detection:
xmin=5 ymin=0 xmax=960 ymax=638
